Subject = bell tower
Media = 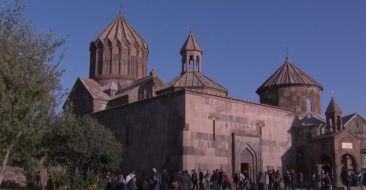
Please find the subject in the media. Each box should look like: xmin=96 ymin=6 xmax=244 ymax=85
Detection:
xmin=180 ymin=31 xmax=203 ymax=73
xmin=325 ymin=96 xmax=343 ymax=132
xmin=89 ymin=12 xmax=149 ymax=87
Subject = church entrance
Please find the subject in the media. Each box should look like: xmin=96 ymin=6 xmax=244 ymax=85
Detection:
xmin=318 ymin=154 xmax=333 ymax=180
xmin=341 ymin=154 xmax=357 ymax=185
xmin=241 ymin=163 xmax=250 ymax=179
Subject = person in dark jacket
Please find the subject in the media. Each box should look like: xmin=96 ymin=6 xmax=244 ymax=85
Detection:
xmin=111 ymin=176 xmax=119 ymax=190
xmin=192 ymin=170 xmax=198 ymax=190
xmin=183 ymin=171 xmax=190 ymax=190
xmin=177 ymin=170 xmax=184 ymax=190
xmin=315 ymin=172 xmax=321 ymax=190
xmin=258 ymin=171 xmax=265 ymax=190
xmin=128 ymin=176 xmax=137 ymax=190
xmin=217 ymin=169 xmax=222 ymax=190
xmin=234 ymin=171 xmax=240 ymax=189
xmin=198 ymin=169 xmax=204 ymax=190
xmin=347 ymin=173 xmax=352 ymax=190
xmin=161 ymin=168 xmax=170 ymax=190
xmin=141 ymin=178 xmax=150 ymax=190
xmin=299 ymin=172 xmax=303 ymax=190
xmin=185 ymin=170 xmax=192 ymax=190
xmin=220 ymin=169 xmax=226 ymax=190
xmin=269 ymin=170 xmax=275 ymax=190
xmin=290 ymin=170 xmax=296 ymax=190
xmin=211 ymin=170 xmax=218 ymax=190
xmin=152 ymin=168 xmax=162 ymax=190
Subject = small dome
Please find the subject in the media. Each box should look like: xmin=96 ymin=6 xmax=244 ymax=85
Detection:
xmin=325 ymin=97 xmax=342 ymax=114
xmin=180 ymin=31 xmax=203 ymax=54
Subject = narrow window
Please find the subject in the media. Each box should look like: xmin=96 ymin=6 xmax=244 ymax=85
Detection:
xmin=307 ymin=99 xmax=312 ymax=112
xmin=213 ymin=120 xmax=216 ymax=141
xmin=190 ymin=59 xmax=194 ymax=71
xmin=133 ymin=60 xmax=135 ymax=73
xmin=196 ymin=59 xmax=199 ymax=71
xmin=126 ymin=127 xmax=129 ymax=146
xmin=337 ymin=116 xmax=341 ymax=130
xmin=260 ymin=127 xmax=262 ymax=135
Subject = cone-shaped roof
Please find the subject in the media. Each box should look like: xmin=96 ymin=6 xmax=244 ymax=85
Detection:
xmin=180 ymin=31 xmax=203 ymax=54
xmin=156 ymin=71 xmax=228 ymax=96
xmin=256 ymin=57 xmax=323 ymax=93
xmin=326 ymin=97 xmax=342 ymax=114
xmin=92 ymin=13 xmax=148 ymax=49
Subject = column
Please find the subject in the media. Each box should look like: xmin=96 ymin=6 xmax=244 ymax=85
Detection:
xmin=199 ymin=57 xmax=202 ymax=72
xmin=333 ymin=117 xmax=337 ymax=132
xmin=193 ymin=57 xmax=197 ymax=71
xmin=182 ymin=59 xmax=185 ymax=73
xmin=186 ymin=58 xmax=190 ymax=71
xmin=333 ymin=163 xmax=342 ymax=187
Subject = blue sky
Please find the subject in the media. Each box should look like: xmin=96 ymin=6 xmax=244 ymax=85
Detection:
xmin=18 ymin=0 xmax=366 ymax=117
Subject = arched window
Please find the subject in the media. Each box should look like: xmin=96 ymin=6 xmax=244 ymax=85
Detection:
xmin=307 ymin=99 xmax=312 ymax=112
xmin=190 ymin=59 xmax=194 ymax=71
xmin=132 ymin=60 xmax=135 ymax=73
xmin=329 ymin=117 xmax=333 ymax=127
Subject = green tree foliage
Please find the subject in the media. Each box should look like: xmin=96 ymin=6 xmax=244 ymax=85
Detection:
xmin=0 ymin=0 xmax=68 ymax=185
xmin=45 ymin=111 xmax=123 ymax=189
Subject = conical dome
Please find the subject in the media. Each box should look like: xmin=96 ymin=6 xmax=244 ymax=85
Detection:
xmin=92 ymin=13 xmax=148 ymax=49
xmin=325 ymin=97 xmax=342 ymax=114
xmin=89 ymin=13 xmax=149 ymax=87
xmin=256 ymin=57 xmax=323 ymax=94
xmin=180 ymin=31 xmax=203 ymax=54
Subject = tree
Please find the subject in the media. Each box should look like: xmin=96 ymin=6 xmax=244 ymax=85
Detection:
xmin=45 ymin=111 xmax=123 ymax=189
xmin=0 ymin=0 xmax=68 ymax=185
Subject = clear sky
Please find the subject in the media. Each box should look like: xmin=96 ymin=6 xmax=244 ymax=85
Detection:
xmin=17 ymin=0 xmax=366 ymax=117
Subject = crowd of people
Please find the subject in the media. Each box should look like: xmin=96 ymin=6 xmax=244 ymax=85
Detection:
xmin=105 ymin=168 xmax=229 ymax=190
xmin=232 ymin=169 xmax=299 ymax=190
xmin=104 ymin=168 xmax=365 ymax=190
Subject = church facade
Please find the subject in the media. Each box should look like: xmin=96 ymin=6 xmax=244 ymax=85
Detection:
xmin=65 ymin=12 xmax=366 ymax=187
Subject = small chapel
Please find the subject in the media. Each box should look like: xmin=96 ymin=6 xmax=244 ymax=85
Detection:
xmin=65 ymin=12 xmax=366 ymax=187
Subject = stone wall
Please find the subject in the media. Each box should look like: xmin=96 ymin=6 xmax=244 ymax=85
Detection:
xmin=183 ymin=90 xmax=294 ymax=181
xmin=259 ymin=85 xmax=322 ymax=116
xmin=91 ymin=90 xmax=186 ymax=179
xmin=64 ymin=79 xmax=94 ymax=115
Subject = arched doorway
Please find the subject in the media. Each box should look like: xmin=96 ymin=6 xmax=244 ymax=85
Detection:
xmin=318 ymin=154 xmax=333 ymax=180
xmin=239 ymin=148 xmax=254 ymax=179
xmin=341 ymin=154 xmax=357 ymax=185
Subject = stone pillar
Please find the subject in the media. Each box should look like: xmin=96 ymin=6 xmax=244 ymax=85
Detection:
xmin=182 ymin=59 xmax=185 ymax=73
xmin=186 ymin=58 xmax=190 ymax=71
xmin=333 ymin=163 xmax=342 ymax=187
xmin=193 ymin=58 xmax=197 ymax=71
xmin=199 ymin=57 xmax=202 ymax=72
xmin=333 ymin=117 xmax=337 ymax=132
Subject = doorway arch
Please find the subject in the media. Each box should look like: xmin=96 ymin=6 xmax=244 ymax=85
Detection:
xmin=340 ymin=154 xmax=357 ymax=185
xmin=318 ymin=154 xmax=333 ymax=180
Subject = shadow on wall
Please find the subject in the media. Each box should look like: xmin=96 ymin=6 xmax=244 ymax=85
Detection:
xmin=280 ymin=117 xmax=298 ymax=179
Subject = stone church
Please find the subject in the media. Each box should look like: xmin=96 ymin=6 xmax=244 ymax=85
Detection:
xmin=65 ymin=12 xmax=366 ymax=187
